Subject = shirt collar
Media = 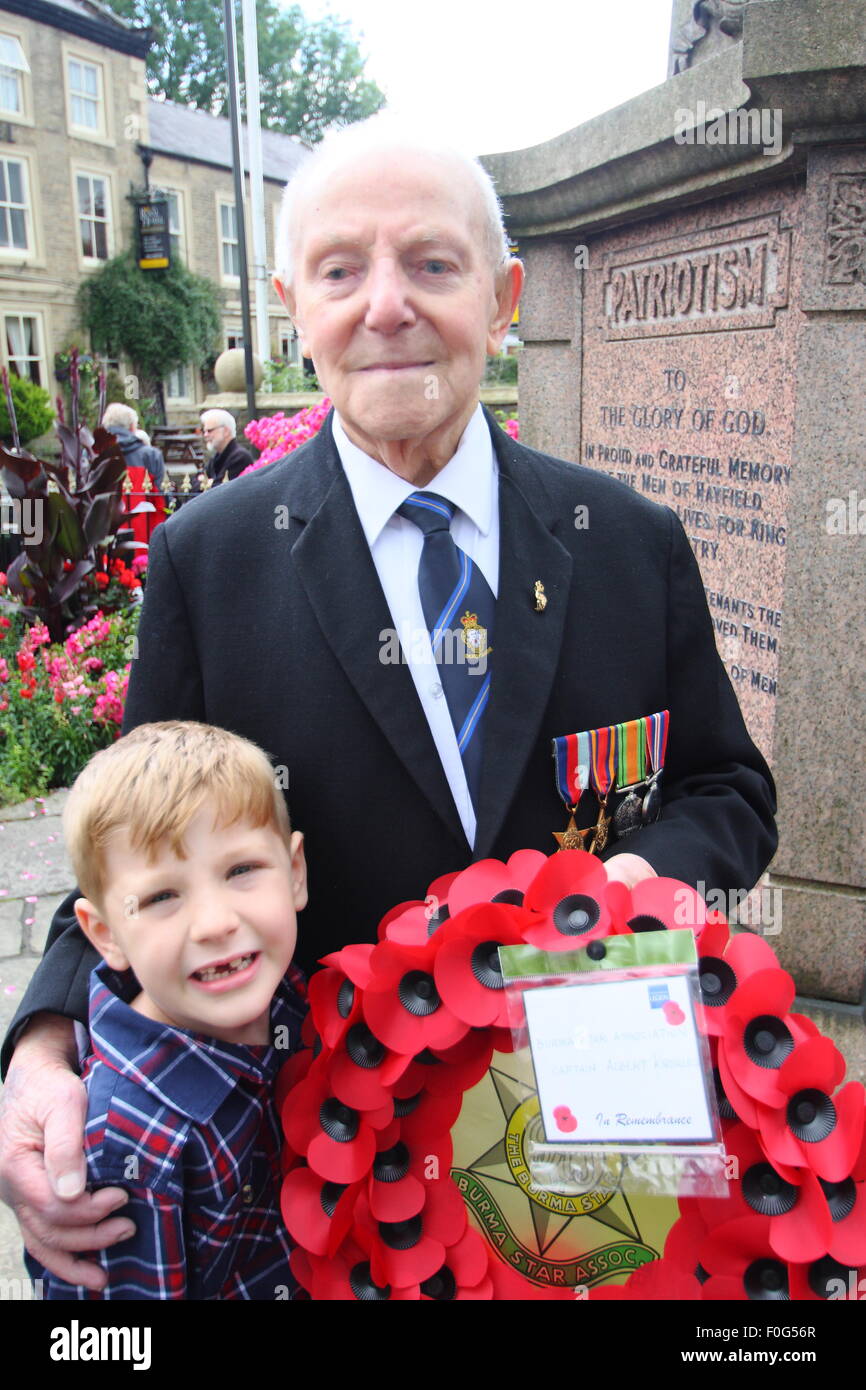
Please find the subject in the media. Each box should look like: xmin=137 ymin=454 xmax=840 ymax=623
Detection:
xmin=333 ymin=403 xmax=496 ymax=548
xmin=87 ymin=960 xmax=307 ymax=1124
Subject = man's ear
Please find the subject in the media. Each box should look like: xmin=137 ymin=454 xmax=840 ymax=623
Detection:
xmin=74 ymin=897 xmax=131 ymax=973
xmin=273 ymin=274 xmax=306 ymax=353
xmin=486 ymin=258 xmax=524 ymax=357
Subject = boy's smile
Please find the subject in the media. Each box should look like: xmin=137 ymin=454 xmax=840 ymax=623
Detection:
xmin=75 ymin=798 xmax=307 ymax=1046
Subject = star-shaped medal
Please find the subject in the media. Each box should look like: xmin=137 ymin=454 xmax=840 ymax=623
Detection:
xmin=553 ymin=813 xmax=592 ymax=852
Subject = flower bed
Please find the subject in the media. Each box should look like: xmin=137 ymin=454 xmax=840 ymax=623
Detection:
xmin=0 ymin=583 xmax=138 ymax=805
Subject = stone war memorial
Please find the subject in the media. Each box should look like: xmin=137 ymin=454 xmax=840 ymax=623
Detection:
xmin=485 ymin=0 xmax=865 ymax=1026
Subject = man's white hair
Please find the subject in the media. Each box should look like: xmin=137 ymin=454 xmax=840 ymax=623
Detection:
xmin=200 ymin=408 xmax=237 ymax=437
xmin=102 ymin=402 xmax=138 ymax=432
xmin=275 ymin=113 xmax=511 ymax=288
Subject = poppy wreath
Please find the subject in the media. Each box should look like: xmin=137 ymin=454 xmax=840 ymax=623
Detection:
xmin=279 ymin=849 xmax=866 ymax=1301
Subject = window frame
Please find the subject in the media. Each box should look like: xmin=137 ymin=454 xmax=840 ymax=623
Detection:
xmin=74 ymin=168 xmax=114 ymax=267
xmin=164 ymin=362 xmax=196 ymax=404
xmin=2 ymin=308 xmax=49 ymax=390
xmin=0 ymin=30 xmax=31 ymax=124
xmin=63 ymin=46 xmax=110 ymax=144
xmin=0 ymin=153 xmax=32 ymax=259
xmin=217 ymin=197 xmax=241 ymax=284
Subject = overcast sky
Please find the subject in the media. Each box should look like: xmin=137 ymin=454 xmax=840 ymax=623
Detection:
xmin=298 ymin=0 xmax=675 ymax=155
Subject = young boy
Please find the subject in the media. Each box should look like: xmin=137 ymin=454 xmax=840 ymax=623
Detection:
xmin=25 ymin=720 xmax=308 ymax=1299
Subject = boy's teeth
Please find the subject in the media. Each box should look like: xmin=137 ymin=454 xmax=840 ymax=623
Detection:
xmin=195 ymin=953 xmax=254 ymax=982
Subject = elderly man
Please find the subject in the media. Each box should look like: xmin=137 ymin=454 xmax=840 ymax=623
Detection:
xmin=102 ymin=402 xmax=165 ymax=489
xmin=200 ymin=408 xmax=254 ymax=483
xmin=0 ymin=117 xmax=775 ymax=1289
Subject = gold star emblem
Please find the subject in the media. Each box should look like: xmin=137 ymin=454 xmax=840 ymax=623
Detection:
xmin=553 ymin=813 xmax=592 ymax=851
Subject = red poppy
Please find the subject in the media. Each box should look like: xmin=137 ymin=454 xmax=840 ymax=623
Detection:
xmin=379 ymin=872 xmax=459 ymax=946
xmin=757 ymin=1037 xmax=864 ymax=1183
xmin=280 ymin=1165 xmax=359 ymax=1257
xmin=388 ymin=1077 xmax=464 ymax=1146
xmin=434 ymin=903 xmax=531 ymax=1028
xmin=718 ymin=967 xmax=800 ymax=1107
xmin=788 ymin=1255 xmax=866 ymax=1302
xmin=354 ymin=1179 xmax=467 ymax=1288
xmin=698 ymin=1214 xmax=791 ymax=1300
xmin=697 ymin=926 xmax=780 ymax=1037
xmin=821 ymin=1174 xmax=866 ymax=1267
xmin=281 ymin=1061 xmax=392 ymax=1184
xmin=306 ymin=1237 xmax=420 ymax=1301
xmin=522 ymin=850 xmax=612 ymax=950
xmin=698 ymin=1122 xmax=831 ymax=1263
xmin=663 ymin=1202 xmax=711 ymax=1279
xmin=619 ymin=1258 xmax=703 ymax=1300
xmin=363 ymin=937 xmax=468 ymax=1056
xmin=395 ymin=1028 xmax=495 ymax=1100
xmin=418 ymin=1228 xmax=493 ymax=1300
xmin=367 ymin=1128 xmax=453 ymax=1223
xmin=326 ymin=1021 xmax=412 ymax=1111
xmin=446 ymin=850 xmax=547 ymax=915
xmin=627 ymin=876 xmax=708 ymax=937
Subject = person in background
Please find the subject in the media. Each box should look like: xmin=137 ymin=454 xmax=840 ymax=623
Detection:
xmin=200 ymin=409 xmax=254 ymax=484
xmin=101 ymin=403 xmax=165 ymax=489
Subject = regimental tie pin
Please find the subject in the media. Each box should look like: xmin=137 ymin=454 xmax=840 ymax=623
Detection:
xmin=534 ymin=580 xmax=547 ymax=612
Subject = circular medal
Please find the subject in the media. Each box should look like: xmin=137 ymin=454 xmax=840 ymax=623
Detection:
xmin=642 ymin=772 xmax=663 ymax=824
xmin=613 ymin=790 xmax=643 ymax=837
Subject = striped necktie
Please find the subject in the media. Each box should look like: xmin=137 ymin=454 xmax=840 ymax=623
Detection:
xmin=397 ymin=491 xmax=494 ymax=809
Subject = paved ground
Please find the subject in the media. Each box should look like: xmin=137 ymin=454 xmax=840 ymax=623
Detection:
xmin=0 ymin=790 xmax=863 ymax=1290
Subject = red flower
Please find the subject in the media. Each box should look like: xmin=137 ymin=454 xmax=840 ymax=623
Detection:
xmin=281 ymin=1061 xmax=392 ymax=1184
xmin=280 ymin=1165 xmax=359 ymax=1258
xmin=95 ymin=573 xmax=109 ymax=589
xmin=718 ymin=966 xmax=803 ymax=1107
xmin=446 ymin=850 xmax=547 ymax=915
xmin=367 ymin=1127 xmax=453 ymax=1223
xmin=698 ymin=1214 xmax=791 ymax=1300
xmin=698 ymin=924 xmax=779 ymax=1037
xmin=434 ymin=903 xmax=531 ymax=1028
xmin=522 ymin=849 xmax=612 ymax=950
xmin=363 ymin=937 xmax=468 ymax=1056
xmin=305 ymin=1237 xmax=420 ymax=1301
xmin=354 ymin=1178 xmax=467 ymax=1288
xmin=788 ymin=1254 xmax=866 ymax=1301
xmin=326 ymin=1021 xmax=412 ymax=1111
xmin=418 ymin=1228 xmax=493 ymax=1300
xmin=757 ymin=1037 xmax=865 ymax=1183
xmin=699 ymin=1122 xmax=831 ymax=1263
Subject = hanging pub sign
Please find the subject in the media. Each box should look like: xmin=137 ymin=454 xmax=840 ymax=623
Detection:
xmin=137 ymin=199 xmax=170 ymax=270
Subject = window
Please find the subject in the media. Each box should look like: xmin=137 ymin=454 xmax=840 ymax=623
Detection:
xmin=68 ymin=57 xmax=102 ymax=134
xmin=165 ymin=363 xmax=194 ymax=400
xmin=165 ymin=191 xmax=184 ymax=263
xmin=4 ymin=313 xmax=45 ymax=387
xmin=220 ymin=201 xmax=239 ymax=278
xmin=0 ymin=34 xmax=28 ymax=117
xmin=77 ymin=172 xmax=110 ymax=261
xmin=0 ymin=156 xmax=29 ymax=251
xmin=226 ymin=332 xmax=244 ymax=351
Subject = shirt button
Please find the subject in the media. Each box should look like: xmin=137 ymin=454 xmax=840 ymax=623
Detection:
xmin=242 ymin=1183 xmax=254 ymax=1204
xmin=430 ymin=681 xmax=443 ymax=698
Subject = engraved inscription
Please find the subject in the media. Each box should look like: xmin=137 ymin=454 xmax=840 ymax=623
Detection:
xmin=825 ymin=176 xmax=866 ymax=286
xmin=602 ymin=215 xmax=791 ymax=340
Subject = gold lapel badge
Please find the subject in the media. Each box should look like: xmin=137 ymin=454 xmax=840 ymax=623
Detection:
xmin=534 ymin=580 xmax=547 ymax=612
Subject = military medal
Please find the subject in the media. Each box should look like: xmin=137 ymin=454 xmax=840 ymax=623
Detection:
xmin=642 ymin=709 xmax=669 ymax=825
xmin=551 ymin=731 xmax=591 ymax=851
xmin=587 ymin=724 xmax=615 ymax=853
xmin=551 ymin=711 xmax=670 ymax=856
xmin=612 ymin=717 xmax=648 ymax=838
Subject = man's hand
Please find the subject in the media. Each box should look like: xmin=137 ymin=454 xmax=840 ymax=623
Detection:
xmin=0 ymin=1015 xmax=135 ymax=1291
xmin=604 ymin=853 xmax=657 ymax=891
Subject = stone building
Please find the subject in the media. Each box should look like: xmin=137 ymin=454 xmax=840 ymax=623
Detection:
xmin=0 ymin=0 xmax=309 ymax=422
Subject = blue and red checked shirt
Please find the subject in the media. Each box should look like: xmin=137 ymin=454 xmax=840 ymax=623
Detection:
xmin=25 ymin=959 xmax=307 ymax=1300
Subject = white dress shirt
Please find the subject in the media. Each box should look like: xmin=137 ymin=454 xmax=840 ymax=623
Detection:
xmin=333 ymin=405 xmax=499 ymax=848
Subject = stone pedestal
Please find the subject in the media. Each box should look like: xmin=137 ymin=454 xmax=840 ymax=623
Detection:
xmin=484 ymin=0 xmax=866 ymax=1011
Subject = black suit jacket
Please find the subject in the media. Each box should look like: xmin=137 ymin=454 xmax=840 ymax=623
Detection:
xmin=207 ymin=438 xmax=254 ymax=484
xmin=2 ymin=410 xmax=776 ymax=1071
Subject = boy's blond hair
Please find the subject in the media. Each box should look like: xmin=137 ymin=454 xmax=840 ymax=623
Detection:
xmin=63 ymin=721 xmax=292 ymax=907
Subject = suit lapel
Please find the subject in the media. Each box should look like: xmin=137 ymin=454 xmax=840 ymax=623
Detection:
xmin=288 ymin=417 xmax=468 ymax=848
xmin=473 ymin=420 xmax=574 ymax=858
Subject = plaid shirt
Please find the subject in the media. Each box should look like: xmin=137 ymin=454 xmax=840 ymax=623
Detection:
xmin=26 ymin=959 xmax=307 ymax=1300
